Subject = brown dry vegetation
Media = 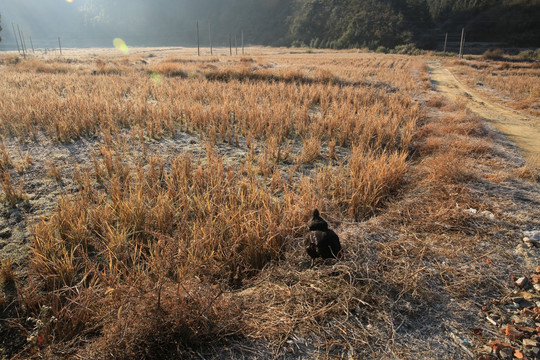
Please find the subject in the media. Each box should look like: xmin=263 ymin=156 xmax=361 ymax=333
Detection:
xmin=0 ymin=48 xmax=539 ymax=359
xmin=446 ymin=58 xmax=540 ymax=117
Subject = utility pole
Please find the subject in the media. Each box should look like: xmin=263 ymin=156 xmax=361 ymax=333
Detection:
xmin=443 ymin=32 xmax=448 ymax=54
xmin=235 ymin=33 xmax=238 ymax=55
xmin=11 ymin=23 xmax=20 ymax=54
xmin=229 ymin=33 xmax=232 ymax=56
xmin=58 ymin=37 xmax=63 ymax=56
xmin=16 ymin=24 xmax=26 ymax=58
xmin=196 ymin=21 xmax=200 ymax=56
xmin=29 ymin=36 xmax=35 ymax=53
xmin=208 ymin=20 xmax=213 ymax=56
xmin=242 ymin=30 xmax=244 ymax=55
xmin=459 ymin=28 xmax=465 ymax=59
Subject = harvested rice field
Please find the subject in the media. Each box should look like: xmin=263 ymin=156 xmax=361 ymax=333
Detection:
xmin=0 ymin=47 xmax=539 ymax=359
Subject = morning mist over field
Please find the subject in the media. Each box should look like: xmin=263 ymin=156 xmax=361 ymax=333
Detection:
xmin=0 ymin=0 xmax=288 ymax=49
xmin=1 ymin=0 xmax=539 ymax=51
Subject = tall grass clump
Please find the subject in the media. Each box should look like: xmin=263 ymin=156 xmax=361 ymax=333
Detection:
xmin=32 ymin=151 xmax=303 ymax=286
xmin=482 ymin=48 xmax=505 ymax=60
xmin=0 ymin=141 xmax=25 ymax=207
xmin=27 ymin=147 xmax=309 ymax=353
xmin=305 ymin=148 xmax=409 ymax=220
xmin=518 ymin=49 xmax=540 ymax=61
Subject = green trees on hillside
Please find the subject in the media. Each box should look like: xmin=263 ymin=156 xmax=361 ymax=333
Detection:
xmin=425 ymin=0 xmax=540 ymax=45
xmin=289 ymin=0 xmax=406 ymax=49
xmin=288 ymin=0 xmax=539 ymax=49
xmin=289 ymin=0 xmax=432 ymax=49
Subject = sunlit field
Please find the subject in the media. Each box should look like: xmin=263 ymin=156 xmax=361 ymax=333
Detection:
xmin=446 ymin=58 xmax=540 ymax=117
xmin=0 ymin=47 xmax=539 ymax=359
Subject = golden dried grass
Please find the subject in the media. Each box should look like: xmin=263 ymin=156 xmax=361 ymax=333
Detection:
xmin=2 ymin=51 xmax=488 ymax=358
xmin=447 ymin=58 xmax=540 ymax=117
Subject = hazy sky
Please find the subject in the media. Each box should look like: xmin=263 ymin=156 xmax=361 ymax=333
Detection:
xmin=0 ymin=0 xmax=208 ymax=49
xmin=1 ymin=0 xmax=82 ymax=48
xmin=0 ymin=0 xmax=288 ymax=50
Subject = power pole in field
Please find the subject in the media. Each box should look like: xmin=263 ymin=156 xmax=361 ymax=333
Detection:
xmin=443 ymin=32 xmax=448 ymax=54
xmin=16 ymin=24 xmax=26 ymax=58
xmin=208 ymin=20 xmax=213 ymax=56
xmin=196 ymin=21 xmax=200 ymax=56
xmin=459 ymin=28 xmax=465 ymax=59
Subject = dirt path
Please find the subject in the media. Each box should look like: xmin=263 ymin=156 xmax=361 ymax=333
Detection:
xmin=427 ymin=61 xmax=540 ymax=169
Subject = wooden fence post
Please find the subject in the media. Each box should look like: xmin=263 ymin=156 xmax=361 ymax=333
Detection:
xmin=208 ymin=20 xmax=213 ymax=56
xmin=197 ymin=21 xmax=200 ymax=56
xmin=16 ymin=24 xmax=26 ymax=58
xmin=459 ymin=28 xmax=465 ymax=59
xmin=443 ymin=32 xmax=448 ymax=54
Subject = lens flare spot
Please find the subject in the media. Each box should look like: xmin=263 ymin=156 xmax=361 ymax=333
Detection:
xmin=151 ymin=72 xmax=162 ymax=84
xmin=66 ymin=0 xmax=74 ymax=2
xmin=113 ymin=38 xmax=129 ymax=54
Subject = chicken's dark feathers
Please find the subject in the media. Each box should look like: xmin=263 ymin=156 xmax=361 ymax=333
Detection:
xmin=305 ymin=209 xmax=342 ymax=260
xmin=305 ymin=240 xmax=319 ymax=259
xmin=308 ymin=209 xmax=328 ymax=231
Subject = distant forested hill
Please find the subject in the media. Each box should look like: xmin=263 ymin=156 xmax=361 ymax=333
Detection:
xmin=425 ymin=0 xmax=540 ymax=47
xmin=285 ymin=0 xmax=540 ymax=49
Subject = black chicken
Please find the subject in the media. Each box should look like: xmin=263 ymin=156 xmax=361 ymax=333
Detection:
xmin=305 ymin=209 xmax=343 ymax=260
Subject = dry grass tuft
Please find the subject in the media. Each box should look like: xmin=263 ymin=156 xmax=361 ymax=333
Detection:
xmin=482 ymin=48 xmax=505 ymax=61
xmin=297 ymin=136 xmax=321 ymax=164
xmin=46 ymin=160 xmax=62 ymax=182
xmin=511 ymin=165 xmax=539 ymax=182
xmin=16 ymin=59 xmax=70 ymax=74
xmin=426 ymin=94 xmax=446 ymax=108
xmin=0 ymin=139 xmax=14 ymax=171
xmin=94 ymin=59 xmax=130 ymax=75
xmin=0 ymin=169 xmax=26 ymax=207
xmin=0 ymin=257 xmax=16 ymax=286
xmin=0 ymin=142 xmax=26 ymax=207
xmin=148 ymin=62 xmax=188 ymax=78
xmin=86 ymin=281 xmax=243 ymax=359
